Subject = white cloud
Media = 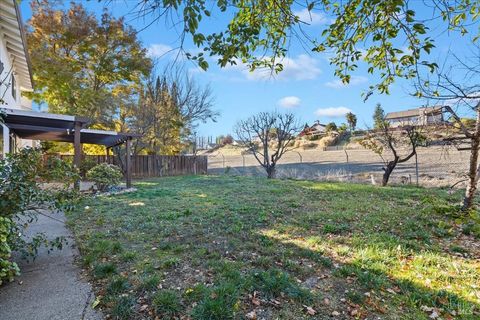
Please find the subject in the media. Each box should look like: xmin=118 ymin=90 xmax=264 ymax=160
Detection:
xmin=314 ymin=106 xmax=352 ymax=118
xmin=224 ymin=54 xmax=321 ymax=81
xmin=325 ymin=76 xmax=368 ymax=89
xmin=147 ymin=44 xmax=176 ymax=58
xmin=277 ymin=96 xmax=301 ymax=108
xmin=294 ymin=8 xmax=330 ymax=25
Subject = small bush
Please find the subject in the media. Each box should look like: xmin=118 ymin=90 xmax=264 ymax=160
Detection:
xmin=0 ymin=148 xmax=77 ymax=284
xmin=79 ymin=157 xmax=97 ymax=178
xmin=152 ymin=290 xmax=182 ymax=318
xmin=86 ymin=163 xmax=123 ymax=192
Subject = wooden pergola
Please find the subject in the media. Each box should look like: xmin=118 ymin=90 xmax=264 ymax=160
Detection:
xmin=1 ymin=107 xmax=140 ymax=188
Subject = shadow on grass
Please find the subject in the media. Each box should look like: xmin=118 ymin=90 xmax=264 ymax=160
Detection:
xmin=251 ymin=229 xmax=479 ymax=318
xmin=70 ymin=175 xmax=479 ymax=319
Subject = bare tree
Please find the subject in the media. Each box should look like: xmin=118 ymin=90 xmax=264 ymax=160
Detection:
xmin=360 ymin=109 xmax=426 ymax=186
xmin=414 ymin=45 xmax=480 ymax=211
xmin=235 ymin=112 xmax=299 ymax=178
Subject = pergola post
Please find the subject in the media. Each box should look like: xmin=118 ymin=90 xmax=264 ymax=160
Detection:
xmin=125 ymin=137 xmax=132 ymax=188
xmin=2 ymin=124 xmax=10 ymax=155
xmin=73 ymin=121 xmax=82 ymax=190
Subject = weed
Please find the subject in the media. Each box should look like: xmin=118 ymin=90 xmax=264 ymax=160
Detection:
xmin=160 ymin=257 xmax=180 ymax=269
xmin=152 ymin=290 xmax=181 ymax=318
xmin=323 ymin=223 xmax=350 ymax=234
xmin=346 ymin=290 xmax=365 ymax=304
xmin=120 ymin=251 xmax=137 ymax=262
xmin=137 ymin=274 xmax=161 ymax=291
xmin=111 ymin=295 xmax=135 ymax=320
xmin=107 ymin=276 xmax=130 ymax=295
xmin=93 ymin=262 xmax=117 ymax=279
xmin=191 ymin=282 xmax=239 ymax=320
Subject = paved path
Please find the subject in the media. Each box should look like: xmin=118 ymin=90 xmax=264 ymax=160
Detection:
xmin=0 ymin=211 xmax=103 ymax=320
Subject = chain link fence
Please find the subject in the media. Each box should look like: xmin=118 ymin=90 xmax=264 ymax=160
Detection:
xmin=206 ymin=146 xmax=470 ymax=188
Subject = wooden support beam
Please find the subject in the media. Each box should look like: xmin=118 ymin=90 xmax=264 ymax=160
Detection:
xmin=73 ymin=121 xmax=82 ymax=190
xmin=125 ymin=138 xmax=132 ymax=188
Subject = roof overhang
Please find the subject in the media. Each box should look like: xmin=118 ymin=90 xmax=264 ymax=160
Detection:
xmin=385 ymin=106 xmax=445 ymax=120
xmin=0 ymin=0 xmax=34 ymax=91
xmin=1 ymin=108 xmax=140 ymax=147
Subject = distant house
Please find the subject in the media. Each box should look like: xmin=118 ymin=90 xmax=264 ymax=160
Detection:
xmin=385 ymin=106 xmax=445 ymax=128
xmin=299 ymin=120 xmax=328 ymax=139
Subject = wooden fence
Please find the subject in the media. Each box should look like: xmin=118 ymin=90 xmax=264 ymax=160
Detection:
xmin=54 ymin=154 xmax=208 ymax=178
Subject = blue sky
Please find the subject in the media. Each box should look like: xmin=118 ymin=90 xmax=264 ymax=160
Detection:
xmin=19 ymin=1 xmax=474 ymax=137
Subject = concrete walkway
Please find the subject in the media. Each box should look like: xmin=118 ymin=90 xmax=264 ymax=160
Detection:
xmin=0 ymin=211 xmax=103 ymax=320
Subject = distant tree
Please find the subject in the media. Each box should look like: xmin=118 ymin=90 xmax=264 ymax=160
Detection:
xmin=235 ymin=112 xmax=299 ymax=178
xmin=338 ymin=123 xmax=348 ymax=133
xmin=345 ymin=112 xmax=357 ymax=132
xmin=216 ymin=135 xmax=225 ymax=145
xmin=360 ymin=120 xmax=425 ymax=186
xmin=221 ymin=135 xmax=234 ymax=145
xmin=130 ymin=76 xmax=184 ymax=155
xmin=128 ymin=68 xmax=216 ymax=155
xmin=373 ymin=104 xmax=386 ymax=129
xmin=325 ymin=122 xmax=338 ymax=132
xmin=26 ymin=1 xmax=152 ymax=127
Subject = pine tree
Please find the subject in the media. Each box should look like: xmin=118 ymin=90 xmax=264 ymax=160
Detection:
xmin=373 ymin=104 xmax=386 ymax=129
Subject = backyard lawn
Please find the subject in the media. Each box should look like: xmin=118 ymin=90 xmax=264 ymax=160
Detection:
xmin=67 ymin=175 xmax=480 ymax=319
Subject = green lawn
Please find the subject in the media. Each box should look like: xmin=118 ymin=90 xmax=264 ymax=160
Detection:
xmin=67 ymin=175 xmax=480 ymax=319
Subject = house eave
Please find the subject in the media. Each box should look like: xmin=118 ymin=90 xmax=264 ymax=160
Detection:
xmin=0 ymin=0 xmax=34 ymax=91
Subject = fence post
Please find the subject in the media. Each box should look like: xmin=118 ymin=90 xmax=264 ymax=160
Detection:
xmin=294 ymin=151 xmax=302 ymax=163
xmin=219 ymin=152 xmax=225 ymax=168
xmin=242 ymin=154 xmax=246 ymax=167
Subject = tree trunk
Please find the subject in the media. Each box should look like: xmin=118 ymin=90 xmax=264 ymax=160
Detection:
xmin=266 ymin=165 xmax=276 ymax=179
xmin=462 ymin=108 xmax=480 ymax=211
xmin=382 ymin=160 xmax=397 ymax=186
xmin=463 ymin=130 xmax=480 ymax=211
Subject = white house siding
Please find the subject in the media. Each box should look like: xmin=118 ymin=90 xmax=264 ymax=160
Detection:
xmin=0 ymin=30 xmax=22 ymax=109
xmin=1 ymin=0 xmax=34 ymax=154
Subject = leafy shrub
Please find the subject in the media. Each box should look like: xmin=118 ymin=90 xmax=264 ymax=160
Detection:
xmin=79 ymin=157 xmax=97 ymax=178
xmin=0 ymin=148 xmax=78 ymax=284
xmin=0 ymin=217 xmax=19 ymax=284
xmin=86 ymin=163 xmax=123 ymax=192
xmin=41 ymin=156 xmax=78 ymax=182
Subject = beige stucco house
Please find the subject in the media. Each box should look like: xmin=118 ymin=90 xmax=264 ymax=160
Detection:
xmin=385 ymin=106 xmax=445 ymax=128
